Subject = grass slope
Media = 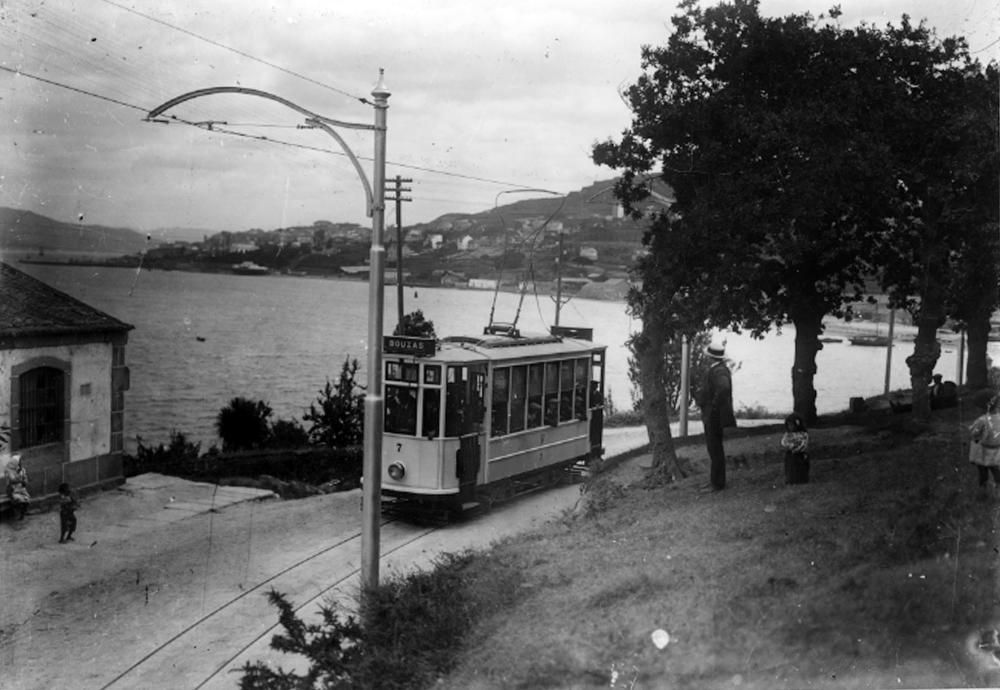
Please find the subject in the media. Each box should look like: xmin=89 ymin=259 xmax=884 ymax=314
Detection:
xmin=439 ymin=408 xmax=999 ymax=689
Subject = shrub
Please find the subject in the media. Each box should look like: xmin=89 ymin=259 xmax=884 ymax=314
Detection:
xmin=268 ymin=418 xmax=309 ymax=449
xmin=126 ymin=431 xmax=202 ymax=476
xmin=217 ymin=397 xmax=273 ymax=451
xmin=303 ymin=358 xmax=365 ymax=448
xmin=239 ymin=551 xmax=522 ymax=689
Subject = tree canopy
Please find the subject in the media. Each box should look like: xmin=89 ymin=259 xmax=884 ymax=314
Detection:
xmin=595 ymin=0 xmax=998 ymax=436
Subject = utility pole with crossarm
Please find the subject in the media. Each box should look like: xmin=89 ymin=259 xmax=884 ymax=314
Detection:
xmin=386 ymin=175 xmax=412 ymax=329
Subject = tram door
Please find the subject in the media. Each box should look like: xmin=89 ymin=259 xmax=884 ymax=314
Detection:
xmin=447 ymin=365 xmax=486 ymax=503
xmin=589 ymin=351 xmax=606 ymax=458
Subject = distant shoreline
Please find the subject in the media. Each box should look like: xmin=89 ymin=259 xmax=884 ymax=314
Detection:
xmin=13 ymin=255 xmax=631 ymax=302
xmin=13 ymin=255 xmax=965 ymax=345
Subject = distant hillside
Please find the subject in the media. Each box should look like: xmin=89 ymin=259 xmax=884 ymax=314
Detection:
xmin=417 ymin=178 xmax=669 ymax=232
xmin=0 ymin=208 xmax=151 ymax=256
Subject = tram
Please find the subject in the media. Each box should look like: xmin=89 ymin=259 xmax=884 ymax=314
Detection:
xmin=380 ymin=323 xmax=606 ymax=515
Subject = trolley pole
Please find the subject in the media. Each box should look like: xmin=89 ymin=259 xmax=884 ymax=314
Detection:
xmin=361 ymin=72 xmax=391 ymax=593
xmin=386 ymin=175 xmax=412 ymax=329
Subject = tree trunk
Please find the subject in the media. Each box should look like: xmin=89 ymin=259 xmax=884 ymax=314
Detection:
xmin=908 ymin=283 xmax=946 ymax=423
xmin=965 ymin=295 xmax=992 ymax=390
xmin=790 ymin=310 xmax=823 ymax=425
xmin=636 ymin=313 xmax=683 ymax=477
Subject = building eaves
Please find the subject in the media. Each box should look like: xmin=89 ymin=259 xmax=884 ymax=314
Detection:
xmin=0 ymin=262 xmax=134 ymax=338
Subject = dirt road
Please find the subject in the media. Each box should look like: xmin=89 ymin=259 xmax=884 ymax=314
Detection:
xmin=0 ymin=472 xmax=588 ymax=689
xmin=2 ymin=422 xmax=879 ymax=689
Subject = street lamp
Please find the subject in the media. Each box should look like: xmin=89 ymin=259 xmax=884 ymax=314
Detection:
xmin=146 ymin=71 xmax=390 ymax=592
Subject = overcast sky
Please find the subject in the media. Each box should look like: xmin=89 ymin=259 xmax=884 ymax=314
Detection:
xmin=2 ymin=0 xmax=998 ymax=240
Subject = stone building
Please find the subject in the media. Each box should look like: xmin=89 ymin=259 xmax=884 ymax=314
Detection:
xmin=0 ymin=262 xmax=133 ymax=508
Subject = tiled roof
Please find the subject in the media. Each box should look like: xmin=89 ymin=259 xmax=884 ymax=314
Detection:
xmin=0 ymin=262 xmax=133 ymax=338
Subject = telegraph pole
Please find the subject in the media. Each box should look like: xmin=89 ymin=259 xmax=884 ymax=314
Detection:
xmin=552 ymin=229 xmax=571 ymax=326
xmin=385 ymin=176 xmax=412 ymax=329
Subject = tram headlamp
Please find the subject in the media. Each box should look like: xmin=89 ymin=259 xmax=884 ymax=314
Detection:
xmin=388 ymin=462 xmax=406 ymax=481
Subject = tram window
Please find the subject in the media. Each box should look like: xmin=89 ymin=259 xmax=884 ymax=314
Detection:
xmin=386 ymin=361 xmax=419 ymax=382
xmin=491 ymin=368 xmax=509 ymax=436
xmin=385 ymin=384 xmax=418 ymax=435
xmin=471 ymin=370 xmax=486 ymax=428
xmin=559 ymin=360 xmax=574 ymax=422
xmin=422 ymin=388 xmax=441 ymax=438
xmin=509 ymin=365 xmax=527 ymax=433
xmin=527 ymin=363 xmax=543 ymax=428
xmin=445 ymin=366 xmax=467 ymax=437
xmin=424 ymin=365 xmax=441 ymax=385
xmin=544 ymin=361 xmax=559 ymax=426
xmin=574 ymin=358 xmax=588 ymax=420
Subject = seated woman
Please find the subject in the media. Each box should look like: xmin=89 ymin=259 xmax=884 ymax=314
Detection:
xmin=4 ymin=454 xmax=30 ymax=520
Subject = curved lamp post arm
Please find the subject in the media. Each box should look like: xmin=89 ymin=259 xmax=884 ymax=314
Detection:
xmin=147 ymin=86 xmax=376 ymax=216
xmin=146 ymin=75 xmax=391 ymax=594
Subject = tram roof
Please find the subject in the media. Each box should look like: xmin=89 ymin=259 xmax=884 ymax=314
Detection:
xmin=429 ymin=332 xmax=604 ymax=363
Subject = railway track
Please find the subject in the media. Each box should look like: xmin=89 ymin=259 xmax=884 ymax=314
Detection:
xmin=98 ymin=518 xmax=439 ymax=689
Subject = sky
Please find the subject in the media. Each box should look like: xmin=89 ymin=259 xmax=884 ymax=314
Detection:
xmin=2 ymin=0 xmax=998 ymax=241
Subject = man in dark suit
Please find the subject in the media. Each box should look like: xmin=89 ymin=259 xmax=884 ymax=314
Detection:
xmin=699 ymin=338 xmax=736 ymax=491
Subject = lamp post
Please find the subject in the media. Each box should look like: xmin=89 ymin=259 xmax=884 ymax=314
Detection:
xmin=147 ymin=71 xmax=390 ymax=592
xmin=363 ymin=75 xmax=390 ymax=592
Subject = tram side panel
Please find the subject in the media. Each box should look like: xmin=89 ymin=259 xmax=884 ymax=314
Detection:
xmin=485 ymin=422 xmax=591 ymax=483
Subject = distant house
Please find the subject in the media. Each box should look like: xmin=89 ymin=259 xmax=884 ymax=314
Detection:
xmin=427 ymin=233 xmax=444 ymax=250
xmin=437 ymin=270 xmax=468 ymax=287
xmin=579 ymin=246 xmax=599 ymax=262
xmin=0 ymin=262 xmax=133 ymax=508
xmin=457 ymin=235 xmax=474 ymax=251
xmin=468 ymin=278 xmax=498 ymax=290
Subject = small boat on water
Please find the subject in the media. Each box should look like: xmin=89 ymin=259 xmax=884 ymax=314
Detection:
xmin=849 ymin=334 xmax=892 ymax=347
xmin=231 ymin=261 xmax=270 ymax=276
xmin=818 ymin=336 xmax=843 ymax=344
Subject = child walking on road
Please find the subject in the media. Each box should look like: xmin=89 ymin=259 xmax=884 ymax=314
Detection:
xmin=58 ymin=482 xmax=79 ymax=543
xmin=969 ymin=394 xmax=1000 ymax=497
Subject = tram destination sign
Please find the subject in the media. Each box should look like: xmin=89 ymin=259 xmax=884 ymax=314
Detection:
xmin=383 ymin=335 xmax=436 ymax=357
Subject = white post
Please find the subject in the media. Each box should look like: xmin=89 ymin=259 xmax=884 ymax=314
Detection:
xmin=957 ymin=331 xmax=965 ymax=387
xmin=678 ymin=335 xmax=690 ymax=437
xmin=361 ymin=70 xmax=390 ymax=593
xmin=883 ymin=308 xmax=896 ymax=395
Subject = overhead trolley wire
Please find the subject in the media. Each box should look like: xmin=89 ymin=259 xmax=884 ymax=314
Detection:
xmin=98 ymin=0 xmax=370 ymax=105
xmin=2 ymin=63 xmax=566 ymax=203
xmin=0 ymin=64 xmax=147 ymax=113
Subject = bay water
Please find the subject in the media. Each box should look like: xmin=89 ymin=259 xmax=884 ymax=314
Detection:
xmin=14 ymin=263 xmax=982 ymax=452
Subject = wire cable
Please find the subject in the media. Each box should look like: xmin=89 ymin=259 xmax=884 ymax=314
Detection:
xmin=98 ymin=0 xmax=369 ymax=104
xmin=3 ymin=63 xmax=570 ymax=206
xmin=0 ymin=64 xmax=147 ymax=113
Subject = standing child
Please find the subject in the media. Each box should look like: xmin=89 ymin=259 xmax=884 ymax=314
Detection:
xmin=781 ymin=413 xmax=810 ymax=484
xmin=969 ymin=394 xmax=1000 ymax=497
xmin=58 ymin=482 xmax=79 ymax=543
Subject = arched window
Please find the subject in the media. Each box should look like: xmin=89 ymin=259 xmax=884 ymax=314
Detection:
xmin=19 ymin=366 xmax=65 ymax=448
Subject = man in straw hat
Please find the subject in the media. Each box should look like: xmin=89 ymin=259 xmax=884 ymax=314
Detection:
xmin=698 ymin=337 xmax=736 ymax=491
